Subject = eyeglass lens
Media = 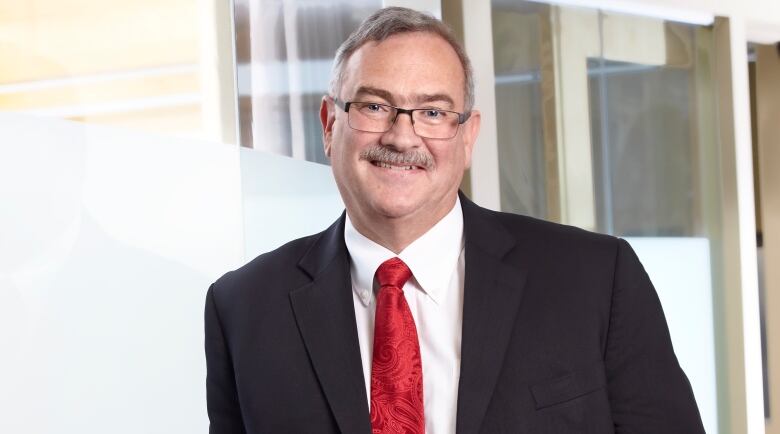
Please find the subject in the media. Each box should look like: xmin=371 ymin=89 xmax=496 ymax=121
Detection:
xmin=347 ymin=102 xmax=460 ymax=139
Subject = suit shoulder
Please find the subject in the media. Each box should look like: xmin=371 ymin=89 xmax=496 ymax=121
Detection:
xmin=210 ymin=232 xmax=320 ymax=301
xmin=489 ymin=208 xmax=619 ymax=255
xmin=480 ymin=209 xmax=626 ymax=298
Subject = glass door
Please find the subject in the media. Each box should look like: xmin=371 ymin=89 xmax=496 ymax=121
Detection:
xmin=491 ymin=3 xmax=723 ymax=432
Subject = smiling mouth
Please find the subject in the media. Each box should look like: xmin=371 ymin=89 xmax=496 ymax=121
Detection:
xmin=371 ymin=160 xmax=423 ymax=171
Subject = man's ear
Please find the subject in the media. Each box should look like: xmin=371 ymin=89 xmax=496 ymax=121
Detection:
xmin=320 ymin=96 xmax=336 ymax=158
xmin=461 ymin=109 xmax=481 ymax=169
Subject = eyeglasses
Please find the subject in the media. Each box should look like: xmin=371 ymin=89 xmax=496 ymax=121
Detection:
xmin=333 ymin=98 xmax=471 ymax=140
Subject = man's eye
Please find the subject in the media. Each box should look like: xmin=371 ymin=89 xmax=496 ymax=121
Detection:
xmin=423 ymin=110 xmax=442 ymax=118
xmin=366 ymin=104 xmax=384 ymax=112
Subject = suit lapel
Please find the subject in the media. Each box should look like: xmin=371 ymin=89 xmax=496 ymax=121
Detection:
xmin=456 ymin=195 xmax=528 ymax=434
xmin=289 ymin=215 xmax=371 ymax=434
xmin=288 ymin=197 xmax=528 ymax=434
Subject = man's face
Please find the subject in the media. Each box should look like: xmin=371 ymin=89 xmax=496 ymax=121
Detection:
xmin=320 ymin=31 xmax=480 ymax=226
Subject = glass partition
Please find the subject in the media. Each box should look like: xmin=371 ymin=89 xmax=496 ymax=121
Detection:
xmin=234 ymin=0 xmax=382 ymax=163
xmin=491 ymin=2 xmax=548 ymax=219
xmin=588 ymin=23 xmax=716 ymax=238
xmin=0 ymin=112 xmax=345 ymax=433
xmin=491 ymin=2 xmax=723 ymax=432
xmin=0 ymin=114 xmax=243 ymax=433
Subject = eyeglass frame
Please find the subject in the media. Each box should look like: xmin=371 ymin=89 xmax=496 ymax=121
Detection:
xmin=332 ymin=97 xmax=472 ymax=139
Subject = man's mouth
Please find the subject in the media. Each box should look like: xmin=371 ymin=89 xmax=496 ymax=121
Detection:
xmin=371 ymin=160 xmax=422 ymax=170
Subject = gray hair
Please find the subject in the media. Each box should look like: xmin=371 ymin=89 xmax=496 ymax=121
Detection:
xmin=329 ymin=7 xmax=475 ymax=112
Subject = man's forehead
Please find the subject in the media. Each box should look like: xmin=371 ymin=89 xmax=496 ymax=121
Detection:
xmin=352 ymin=85 xmax=456 ymax=108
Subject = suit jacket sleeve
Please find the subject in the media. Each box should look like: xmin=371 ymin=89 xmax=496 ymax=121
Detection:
xmin=606 ymin=238 xmax=705 ymax=433
xmin=205 ymin=284 xmax=247 ymax=434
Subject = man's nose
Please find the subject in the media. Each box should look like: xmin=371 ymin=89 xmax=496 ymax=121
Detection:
xmin=381 ymin=111 xmax=420 ymax=150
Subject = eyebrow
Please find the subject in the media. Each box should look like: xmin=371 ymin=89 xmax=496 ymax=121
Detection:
xmin=353 ymin=86 xmax=395 ymax=104
xmin=353 ymin=86 xmax=456 ymax=109
xmin=415 ymin=93 xmax=455 ymax=109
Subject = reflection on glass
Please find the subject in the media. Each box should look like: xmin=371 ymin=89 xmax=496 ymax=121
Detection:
xmin=588 ymin=24 xmax=711 ymax=237
xmin=234 ymin=0 xmax=381 ymax=164
xmin=491 ymin=2 xmax=547 ymax=219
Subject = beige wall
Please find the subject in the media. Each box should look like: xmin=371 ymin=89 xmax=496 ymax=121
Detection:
xmin=0 ymin=0 xmax=198 ymax=137
xmin=550 ymin=0 xmax=780 ymax=41
xmin=637 ymin=0 xmax=780 ymax=25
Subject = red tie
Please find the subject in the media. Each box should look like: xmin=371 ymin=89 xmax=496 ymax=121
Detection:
xmin=370 ymin=257 xmax=425 ymax=433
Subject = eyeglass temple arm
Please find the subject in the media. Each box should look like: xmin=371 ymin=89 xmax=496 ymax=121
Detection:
xmin=332 ymin=97 xmax=349 ymax=112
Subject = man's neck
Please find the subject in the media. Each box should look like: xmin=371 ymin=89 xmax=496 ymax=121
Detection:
xmin=347 ymin=197 xmax=458 ymax=254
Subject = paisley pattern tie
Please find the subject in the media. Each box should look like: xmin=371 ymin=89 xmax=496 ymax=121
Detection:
xmin=370 ymin=257 xmax=425 ymax=434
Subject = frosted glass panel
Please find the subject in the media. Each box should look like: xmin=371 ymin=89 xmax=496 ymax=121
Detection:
xmin=0 ymin=113 xmax=347 ymax=433
xmin=0 ymin=114 xmax=244 ymax=433
xmin=240 ymin=148 xmax=343 ymax=258
xmin=0 ymin=114 xmax=232 ymax=434
xmin=626 ymin=237 xmax=717 ymax=434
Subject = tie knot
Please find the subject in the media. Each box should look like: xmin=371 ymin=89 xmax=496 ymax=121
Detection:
xmin=376 ymin=257 xmax=412 ymax=289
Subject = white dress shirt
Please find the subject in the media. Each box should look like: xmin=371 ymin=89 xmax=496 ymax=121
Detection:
xmin=344 ymin=198 xmax=465 ymax=434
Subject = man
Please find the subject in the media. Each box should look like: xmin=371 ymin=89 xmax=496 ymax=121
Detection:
xmin=205 ymin=7 xmax=705 ymax=434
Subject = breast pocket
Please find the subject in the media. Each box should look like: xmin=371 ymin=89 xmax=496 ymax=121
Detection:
xmin=530 ymin=360 xmax=608 ymax=410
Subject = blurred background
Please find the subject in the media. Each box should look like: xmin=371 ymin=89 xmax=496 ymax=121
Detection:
xmin=0 ymin=0 xmax=778 ymax=433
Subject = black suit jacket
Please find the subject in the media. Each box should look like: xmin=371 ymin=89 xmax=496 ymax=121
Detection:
xmin=205 ymin=195 xmax=705 ymax=433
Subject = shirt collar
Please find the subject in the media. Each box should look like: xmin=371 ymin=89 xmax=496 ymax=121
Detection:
xmin=344 ymin=197 xmax=464 ymax=306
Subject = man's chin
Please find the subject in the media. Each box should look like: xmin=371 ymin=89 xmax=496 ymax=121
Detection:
xmin=369 ymin=197 xmax=424 ymax=221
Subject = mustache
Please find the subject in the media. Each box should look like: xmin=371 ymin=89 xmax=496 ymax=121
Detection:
xmin=358 ymin=146 xmax=434 ymax=169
